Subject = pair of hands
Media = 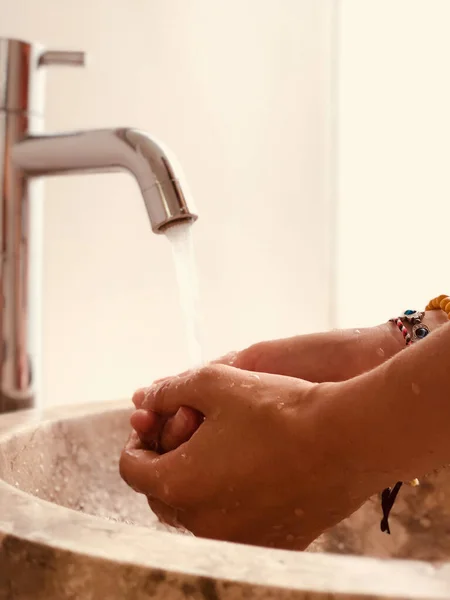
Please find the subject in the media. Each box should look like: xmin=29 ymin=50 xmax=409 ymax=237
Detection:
xmin=120 ymin=326 xmax=403 ymax=550
xmin=128 ymin=325 xmax=399 ymax=455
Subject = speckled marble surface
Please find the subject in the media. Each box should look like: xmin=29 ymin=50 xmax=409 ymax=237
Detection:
xmin=0 ymin=400 xmax=450 ymax=599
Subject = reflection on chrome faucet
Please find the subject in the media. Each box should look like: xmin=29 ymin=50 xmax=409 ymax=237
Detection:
xmin=0 ymin=38 xmax=197 ymax=413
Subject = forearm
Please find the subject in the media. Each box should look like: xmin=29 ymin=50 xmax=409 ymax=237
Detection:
xmin=243 ymin=311 xmax=446 ymax=383
xmin=240 ymin=327 xmax=397 ymax=382
xmin=326 ymin=320 xmax=450 ymax=493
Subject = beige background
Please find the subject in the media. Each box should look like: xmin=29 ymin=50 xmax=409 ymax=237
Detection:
xmin=6 ymin=1 xmax=446 ymax=408
xmin=336 ymin=0 xmax=450 ymax=326
xmin=1 ymin=0 xmax=336 ymax=406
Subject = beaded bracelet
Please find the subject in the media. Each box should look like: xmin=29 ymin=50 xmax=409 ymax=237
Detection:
xmin=426 ymin=294 xmax=450 ymax=319
xmin=389 ymin=310 xmax=430 ymax=346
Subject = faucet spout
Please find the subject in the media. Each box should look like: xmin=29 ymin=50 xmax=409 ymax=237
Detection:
xmin=0 ymin=37 xmax=199 ymax=413
xmin=12 ymin=128 xmax=197 ymax=232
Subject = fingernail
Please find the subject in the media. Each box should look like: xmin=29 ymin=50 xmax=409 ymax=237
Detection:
xmin=141 ymin=379 xmax=168 ymax=409
xmin=177 ymin=406 xmax=190 ymax=424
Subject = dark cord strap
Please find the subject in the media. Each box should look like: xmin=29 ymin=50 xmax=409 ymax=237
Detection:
xmin=380 ymin=481 xmax=403 ymax=534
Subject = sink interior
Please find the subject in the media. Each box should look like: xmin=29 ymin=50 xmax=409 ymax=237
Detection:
xmin=0 ymin=407 xmax=162 ymax=531
xmin=1 ymin=406 xmax=449 ymax=562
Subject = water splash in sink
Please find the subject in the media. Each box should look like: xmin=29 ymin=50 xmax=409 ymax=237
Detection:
xmin=164 ymin=222 xmax=204 ymax=368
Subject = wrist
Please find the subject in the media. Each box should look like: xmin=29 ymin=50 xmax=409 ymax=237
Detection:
xmin=349 ymin=310 xmax=448 ymax=377
xmin=310 ymin=381 xmax=383 ymax=500
xmin=384 ymin=309 xmax=447 ymax=350
xmin=338 ymin=324 xmax=403 ymax=379
xmin=320 ymin=322 xmax=450 ymax=491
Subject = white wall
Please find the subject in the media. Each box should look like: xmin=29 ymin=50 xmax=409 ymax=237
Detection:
xmin=1 ymin=0 xmax=335 ymax=406
xmin=336 ymin=0 xmax=450 ymax=327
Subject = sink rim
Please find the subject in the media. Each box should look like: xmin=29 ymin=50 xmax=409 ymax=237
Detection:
xmin=0 ymin=400 xmax=450 ymax=599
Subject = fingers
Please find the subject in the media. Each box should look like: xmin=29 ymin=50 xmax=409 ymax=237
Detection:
xmin=132 ymin=388 xmax=151 ymax=409
xmin=141 ymin=364 xmax=240 ymax=416
xmin=132 ymin=351 xmax=242 ymax=411
xmin=130 ymin=405 xmax=203 ymax=453
xmin=120 ymin=431 xmax=167 ymax=497
xmin=160 ymin=406 xmax=204 ymax=452
xmin=130 ymin=409 xmax=161 ymax=450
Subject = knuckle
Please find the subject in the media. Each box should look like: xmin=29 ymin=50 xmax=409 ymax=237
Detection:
xmin=151 ymin=378 xmax=172 ymax=405
xmin=195 ymin=363 xmax=225 ymax=384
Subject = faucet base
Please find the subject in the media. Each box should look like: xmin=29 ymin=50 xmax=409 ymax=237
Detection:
xmin=0 ymin=393 xmax=34 ymax=414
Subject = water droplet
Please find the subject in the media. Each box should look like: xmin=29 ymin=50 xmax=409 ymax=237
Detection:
xmin=155 ymin=470 xmax=161 ymax=479
xmin=286 ymin=534 xmax=295 ymax=542
xmin=14 ymin=481 xmax=19 ymax=487
xmin=35 ymin=489 xmax=39 ymax=494
xmin=277 ymin=402 xmax=285 ymax=410
xmin=376 ymin=348 xmax=385 ymax=357
xmin=294 ymin=508 xmax=304 ymax=517
xmin=163 ymin=484 xmax=170 ymax=495
xmin=248 ymin=374 xmax=260 ymax=380
xmin=354 ymin=329 xmax=361 ymax=334
xmin=412 ymin=383 xmax=420 ymax=395
xmin=235 ymin=501 xmax=241 ymax=508
xmin=181 ymin=453 xmax=187 ymax=459
xmin=55 ymin=485 xmax=61 ymax=492
xmin=240 ymin=383 xmax=253 ymax=389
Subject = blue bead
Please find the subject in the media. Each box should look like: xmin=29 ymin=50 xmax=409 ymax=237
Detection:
xmin=416 ymin=327 xmax=428 ymax=339
xmin=405 ymin=309 xmax=415 ymax=315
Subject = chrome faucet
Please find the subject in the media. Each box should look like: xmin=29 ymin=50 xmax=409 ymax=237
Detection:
xmin=0 ymin=38 xmax=197 ymax=413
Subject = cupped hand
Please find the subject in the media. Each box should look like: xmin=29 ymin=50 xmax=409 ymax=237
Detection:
xmin=120 ymin=365 xmax=372 ymax=550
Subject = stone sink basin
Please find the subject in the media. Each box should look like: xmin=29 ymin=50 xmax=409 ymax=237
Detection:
xmin=1 ymin=400 xmax=450 ymax=599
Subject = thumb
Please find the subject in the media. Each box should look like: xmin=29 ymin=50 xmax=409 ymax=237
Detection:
xmin=141 ymin=364 xmax=242 ymax=416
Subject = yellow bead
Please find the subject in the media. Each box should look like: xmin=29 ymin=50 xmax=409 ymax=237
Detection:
xmin=432 ymin=297 xmax=443 ymax=308
xmin=440 ymin=297 xmax=450 ymax=310
xmin=426 ymin=295 xmax=450 ymax=314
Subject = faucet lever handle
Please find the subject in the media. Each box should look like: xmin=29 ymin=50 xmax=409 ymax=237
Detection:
xmin=38 ymin=50 xmax=86 ymax=67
